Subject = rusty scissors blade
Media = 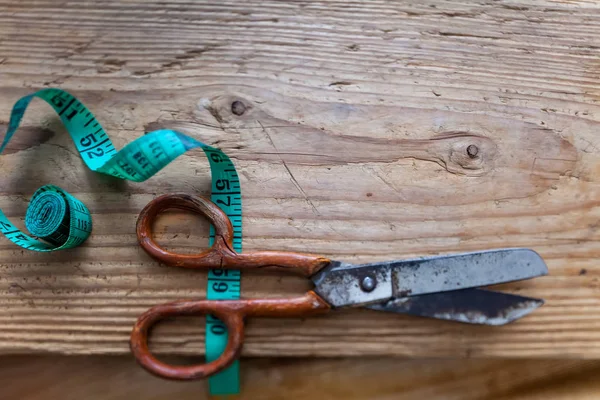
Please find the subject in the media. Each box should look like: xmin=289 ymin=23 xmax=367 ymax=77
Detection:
xmin=311 ymin=248 xmax=548 ymax=307
xmin=310 ymin=249 xmax=547 ymax=325
xmin=368 ymin=289 xmax=544 ymax=326
xmin=130 ymin=193 xmax=549 ymax=381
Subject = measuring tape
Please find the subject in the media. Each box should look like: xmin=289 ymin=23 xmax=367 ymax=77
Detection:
xmin=0 ymin=88 xmax=242 ymax=394
xmin=205 ymin=149 xmax=241 ymax=394
xmin=0 ymin=184 xmax=92 ymax=251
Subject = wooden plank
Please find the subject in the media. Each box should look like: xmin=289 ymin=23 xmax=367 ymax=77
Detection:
xmin=3 ymin=356 xmax=600 ymax=400
xmin=0 ymin=0 xmax=599 ymax=357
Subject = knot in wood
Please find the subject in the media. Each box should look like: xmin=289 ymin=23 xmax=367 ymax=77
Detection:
xmin=437 ymin=133 xmax=496 ymax=176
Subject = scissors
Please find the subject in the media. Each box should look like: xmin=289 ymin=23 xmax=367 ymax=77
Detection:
xmin=130 ymin=193 xmax=548 ymax=380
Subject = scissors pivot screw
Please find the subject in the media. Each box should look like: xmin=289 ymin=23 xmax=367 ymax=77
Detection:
xmin=360 ymin=276 xmax=376 ymax=292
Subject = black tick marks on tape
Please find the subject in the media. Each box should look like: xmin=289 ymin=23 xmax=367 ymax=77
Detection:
xmin=231 ymin=100 xmax=246 ymax=116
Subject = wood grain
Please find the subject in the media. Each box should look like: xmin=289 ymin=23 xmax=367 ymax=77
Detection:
xmin=3 ymin=356 xmax=600 ymax=400
xmin=0 ymin=0 xmax=599 ymax=357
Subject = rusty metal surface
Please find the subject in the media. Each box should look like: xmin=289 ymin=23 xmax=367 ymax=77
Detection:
xmin=312 ymin=260 xmax=393 ymax=308
xmin=312 ymin=249 xmax=548 ymax=309
xmin=367 ymin=289 xmax=544 ymax=326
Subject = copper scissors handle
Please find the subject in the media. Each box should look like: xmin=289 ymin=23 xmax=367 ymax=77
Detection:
xmin=136 ymin=193 xmax=330 ymax=276
xmin=130 ymin=292 xmax=329 ymax=380
xmin=130 ymin=193 xmax=332 ymax=380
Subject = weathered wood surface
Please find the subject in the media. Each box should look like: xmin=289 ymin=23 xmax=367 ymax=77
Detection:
xmin=0 ymin=0 xmax=599 ymax=357
xmin=4 ymin=357 xmax=600 ymax=400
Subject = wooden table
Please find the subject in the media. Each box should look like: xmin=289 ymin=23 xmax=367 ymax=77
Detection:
xmin=1 ymin=0 xmax=599 ymax=397
xmin=3 ymin=356 xmax=600 ymax=400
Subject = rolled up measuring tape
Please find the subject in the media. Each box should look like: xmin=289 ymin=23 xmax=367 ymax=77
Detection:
xmin=10 ymin=184 xmax=92 ymax=251
xmin=0 ymin=88 xmax=242 ymax=394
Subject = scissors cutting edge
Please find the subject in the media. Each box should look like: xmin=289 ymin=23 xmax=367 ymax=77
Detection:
xmin=130 ymin=193 xmax=548 ymax=380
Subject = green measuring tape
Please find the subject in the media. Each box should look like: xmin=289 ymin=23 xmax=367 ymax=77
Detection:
xmin=0 ymin=88 xmax=242 ymax=394
xmin=0 ymin=184 xmax=92 ymax=251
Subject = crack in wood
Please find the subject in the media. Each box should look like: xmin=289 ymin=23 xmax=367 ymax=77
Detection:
xmin=258 ymin=120 xmax=320 ymax=216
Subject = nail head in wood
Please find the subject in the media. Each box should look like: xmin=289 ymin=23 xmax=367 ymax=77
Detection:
xmin=231 ymin=100 xmax=246 ymax=116
xmin=467 ymin=144 xmax=479 ymax=158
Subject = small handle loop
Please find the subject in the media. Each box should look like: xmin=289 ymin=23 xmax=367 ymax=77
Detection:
xmin=136 ymin=193 xmax=236 ymax=269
